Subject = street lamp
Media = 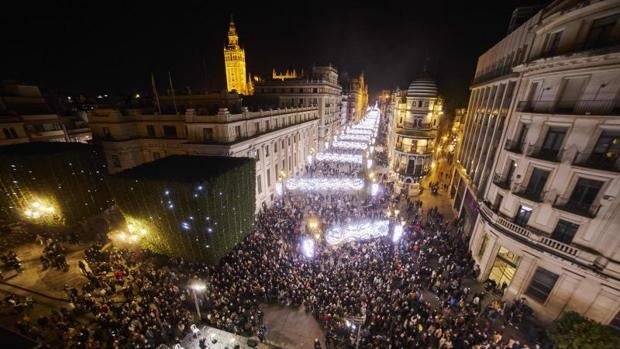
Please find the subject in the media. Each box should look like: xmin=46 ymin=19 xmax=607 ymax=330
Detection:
xmin=189 ymin=279 xmax=207 ymax=320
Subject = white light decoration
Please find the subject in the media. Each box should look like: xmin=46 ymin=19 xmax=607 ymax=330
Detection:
xmin=371 ymin=183 xmax=379 ymax=196
xmin=339 ymin=134 xmax=372 ymax=142
xmin=332 ymin=141 xmax=368 ymax=150
xmin=347 ymin=129 xmax=373 ymax=136
xmin=275 ymin=181 xmax=283 ymax=196
xmin=286 ymin=177 xmax=365 ymax=192
xmin=367 ymin=159 xmax=373 ymax=169
xmin=306 ymin=155 xmax=313 ymax=164
xmin=301 ymin=237 xmax=315 ymax=258
xmin=392 ymin=223 xmax=404 ymax=243
xmin=315 ymin=152 xmax=364 ymax=164
xmin=325 ymin=220 xmax=390 ymax=245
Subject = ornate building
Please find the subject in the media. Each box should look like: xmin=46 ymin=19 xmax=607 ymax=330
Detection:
xmin=387 ymin=78 xmax=443 ymax=196
xmin=223 ymin=19 xmax=253 ymax=95
xmin=452 ymin=0 xmax=620 ymax=326
xmin=254 ymin=66 xmax=343 ymax=151
xmin=89 ymin=102 xmax=319 ymax=209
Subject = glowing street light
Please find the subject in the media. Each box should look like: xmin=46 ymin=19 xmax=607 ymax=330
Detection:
xmin=275 ymin=181 xmax=283 ymax=196
xmin=189 ymin=279 xmax=207 ymax=319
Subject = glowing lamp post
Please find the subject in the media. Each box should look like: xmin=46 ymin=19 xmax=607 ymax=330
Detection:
xmin=189 ymin=279 xmax=207 ymax=320
xmin=23 ymin=198 xmax=58 ymax=223
xmin=301 ymin=237 xmax=315 ymax=258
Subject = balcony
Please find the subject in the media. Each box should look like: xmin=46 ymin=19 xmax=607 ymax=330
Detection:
xmin=512 ymin=184 xmax=544 ymax=202
xmin=504 ymin=139 xmax=524 ymax=154
xmin=516 ymin=99 xmax=620 ymax=116
xmin=525 ymin=145 xmax=562 ymax=162
xmin=553 ymin=196 xmax=600 ymax=218
xmin=492 ymin=173 xmax=511 ymax=190
xmin=394 ymin=143 xmax=431 ymax=154
xmin=575 ymin=155 xmax=620 ymax=173
xmin=479 ymin=202 xmax=600 ymax=268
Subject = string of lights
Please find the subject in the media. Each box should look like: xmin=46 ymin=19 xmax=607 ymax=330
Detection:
xmin=315 ymin=152 xmax=364 ymax=164
xmin=285 ymin=177 xmax=365 ymax=191
xmin=325 ymin=220 xmax=390 ymax=246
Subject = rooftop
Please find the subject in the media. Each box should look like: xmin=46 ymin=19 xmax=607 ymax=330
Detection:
xmin=112 ymin=155 xmax=254 ymax=182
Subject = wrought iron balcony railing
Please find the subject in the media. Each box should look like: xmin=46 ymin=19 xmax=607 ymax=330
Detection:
xmin=492 ymin=173 xmax=511 ymax=190
xmin=504 ymin=139 xmax=524 ymax=154
xmin=553 ymin=195 xmax=601 ymax=218
xmin=512 ymin=184 xmax=544 ymax=202
xmin=516 ymin=99 xmax=620 ymax=116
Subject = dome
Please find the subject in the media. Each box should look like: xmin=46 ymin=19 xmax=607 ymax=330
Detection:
xmin=407 ymin=78 xmax=438 ymax=97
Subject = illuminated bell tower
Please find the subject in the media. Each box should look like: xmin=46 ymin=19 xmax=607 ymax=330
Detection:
xmin=223 ymin=18 xmax=249 ymax=95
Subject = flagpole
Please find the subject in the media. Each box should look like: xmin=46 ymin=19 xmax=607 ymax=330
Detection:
xmin=151 ymin=73 xmax=161 ymax=114
xmin=168 ymin=71 xmax=178 ymax=115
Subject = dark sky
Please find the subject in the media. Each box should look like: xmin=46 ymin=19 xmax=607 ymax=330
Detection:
xmin=1 ymin=0 xmax=548 ymax=108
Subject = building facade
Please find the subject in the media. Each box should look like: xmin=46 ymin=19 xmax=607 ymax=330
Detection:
xmin=387 ymin=78 xmax=444 ymax=196
xmin=453 ymin=0 xmax=620 ymax=326
xmin=254 ymin=66 xmax=342 ymax=151
xmin=0 ymin=81 xmax=91 ymax=145
xmin=224 ymin=20 xmax=252 ymax=95
xmin=89 ymin=106 xmax=319 ymax=208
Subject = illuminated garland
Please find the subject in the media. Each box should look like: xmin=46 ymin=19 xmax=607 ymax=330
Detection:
xmin=332 ymin=141 xmax=368 ymax=150
xmin=346 ymin=129 xmax=374 ymax=136
xmin=339 ymin=134 xmax=372 ymax=142
xmin=285 ymin=177 xmax=365 ymax=191
xmin=315 ymin=153 xmax=364 ymax=164
xmin=325 ymin=220 xmax=390 ymax=245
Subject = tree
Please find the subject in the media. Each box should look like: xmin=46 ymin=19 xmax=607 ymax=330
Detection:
xmin=547 ymin=311 xmax=620 ymax=349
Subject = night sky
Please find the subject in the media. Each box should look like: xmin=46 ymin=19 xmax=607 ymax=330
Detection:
xmin=1 ymin=0 xmax=548 ymax=108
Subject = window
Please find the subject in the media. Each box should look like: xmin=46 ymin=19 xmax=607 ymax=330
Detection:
xmin=153 ymin=152 xmax=161 ymax=160
xmin=551 ymin=219 xmax=579 ymax=244
xmin=235 ymin=125 xmax=242 ymax=138
xmin=267 ymin=169 xmax=271 ymax=187
xmin=526 ymin=267 xmax=559 ymax=303
xmin=274 ymin=142 xmax=278 ymax=153
xmin=584 ymin=14 xmax=619 ymax=50
xmin=591 ymin=130 xmax=620 ymax=163
xmin=3 ymin=128 xmax=17 ymax=139
xmin=254 ymin=122 xmax=260 ymax=133
xmin=265 ymin=145 xmax=270 ymax=157
xmin=524 ymin=168 xmax=549 ymax=200
xmin=103 ymin=127 xmax=111 ymax=138
xmin=567 ymin=178 xmax=603 ymax=211
xmin=514 ymin=205 xmax=532 ymax=227
xmin=111 ymin=154 xmax=121 ymax=168
xmin=544 ymin=31 xmax=563 ymax=56
xmin=255 ymin=149 xmax=260 ymax=161
xmin=517 ymin=124 xmax=529 ymax=151
xmin=540 ymin=127 xmax=566 ymax=159
xmin=275 ymin=164 xmax=279 ymax=178
xmin=163 ymin=125 xmax=177 ymax=137
xmin=313 ymin=88 xmax=318 ymax=93
xmin=203 ymin=128 xmax=214 ymax=141
xmin=257 ymin=175 xmax=262 ymax=194
xmin=266 ymin=120 xmax=270 ymax=130
xmin=146 ymin=125 xmax=156 ymax=137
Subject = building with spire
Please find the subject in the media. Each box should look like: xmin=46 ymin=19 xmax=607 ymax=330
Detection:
xmin=224 ymin=18 xmax=253 ymax=95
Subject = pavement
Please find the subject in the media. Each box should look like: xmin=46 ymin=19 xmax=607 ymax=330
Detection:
xmin=179 ymin=325 xmax=273 ymax=349
xmin=261 ymin=304 xmax=325 ymax=349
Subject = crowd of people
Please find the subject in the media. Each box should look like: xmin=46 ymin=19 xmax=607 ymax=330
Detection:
xmin=38 ymin=236 xmax=69 ymax=271
xmin=5 ymin=115 xmax=546 ymax=349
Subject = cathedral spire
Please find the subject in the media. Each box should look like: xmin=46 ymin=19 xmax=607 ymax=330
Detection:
xmin=227 ymin=15 xmax=238 ymax=47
